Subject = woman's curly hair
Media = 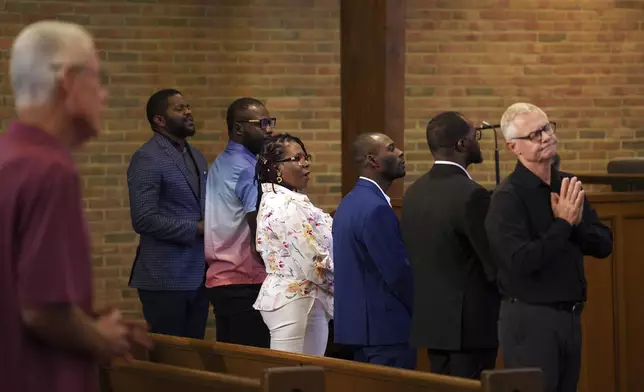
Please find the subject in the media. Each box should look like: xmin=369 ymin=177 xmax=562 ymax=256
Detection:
xmin=254 ymin=133 xmax=308 ymax=211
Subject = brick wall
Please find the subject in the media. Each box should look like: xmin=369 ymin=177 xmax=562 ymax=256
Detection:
xmin=1 ymin=0 xmax=643 ymax=314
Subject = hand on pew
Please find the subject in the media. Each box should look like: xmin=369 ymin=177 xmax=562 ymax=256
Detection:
xmin=123 ymin=319 xmax=154 ymax=355
xmin=96 ymin=308 xmax=152 ymax=363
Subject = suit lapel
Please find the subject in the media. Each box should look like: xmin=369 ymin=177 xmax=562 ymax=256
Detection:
xmin=155 ymin=134 xmax=199 ymax=201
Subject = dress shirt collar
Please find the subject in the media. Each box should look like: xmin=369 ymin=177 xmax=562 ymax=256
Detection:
xmin=226 ymin=140 xmax=257 ymax=160
xmin=511 ymin=160 xmax=561 ymax=191
xmin=433 ymin=160 xmax=472 ymax=180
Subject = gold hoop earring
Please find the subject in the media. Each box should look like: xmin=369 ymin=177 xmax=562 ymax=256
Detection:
xmin=276 ymin=171 xmax=283 ymax=184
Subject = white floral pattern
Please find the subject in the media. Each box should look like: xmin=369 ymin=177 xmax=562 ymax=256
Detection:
xmin=252 ymin=183 xmax=334 ymax=316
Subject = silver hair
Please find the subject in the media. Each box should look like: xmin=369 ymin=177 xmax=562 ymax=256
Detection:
xmin=10 ymin=20 xmax=95 ymax=110
xmin=500 ymin=102 xmax=547 ymax=141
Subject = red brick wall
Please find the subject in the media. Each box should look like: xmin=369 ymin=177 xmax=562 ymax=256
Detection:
xmin=1 ymin=0 xmax=643 ymax=313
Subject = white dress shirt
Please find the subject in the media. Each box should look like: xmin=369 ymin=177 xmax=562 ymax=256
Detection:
xmin=359 ymin=176 xmax=391 ymax=206
xmin=433 ymin=160 xmax=472 ymax=180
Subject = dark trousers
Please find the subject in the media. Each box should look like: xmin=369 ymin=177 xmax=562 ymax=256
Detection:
xmin=353 ymin=344 xmax=417 ymax=370
xmin=499 ymin=299 xmax=582 ymax=392
xmin=428 ymin=348 xmax=497 ymax=379
xmin=208 ymin=283 xmax=270 ymax=348
xmin=325 ymin=320 xmax=354 ymax=359
xmin=138 ymin=286 xmax=209 ymax=339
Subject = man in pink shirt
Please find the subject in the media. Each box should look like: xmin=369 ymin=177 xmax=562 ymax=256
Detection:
xmin=0 ymin=21 xmax=150 ymax=392
xmin=204 ymin=98 xmax=274 ymax=347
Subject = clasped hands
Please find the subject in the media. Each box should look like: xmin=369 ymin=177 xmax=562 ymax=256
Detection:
xmin=96 ymin=307 xmax=153 ymax=364
xmin=551 ymin=177 xmax=584 ymax=226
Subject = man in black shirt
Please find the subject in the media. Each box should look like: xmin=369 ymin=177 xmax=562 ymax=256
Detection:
xmin=485 ymin=103 xmax=612 ymax=392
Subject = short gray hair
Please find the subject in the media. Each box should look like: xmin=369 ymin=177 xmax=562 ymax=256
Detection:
xmin=500 ymin=102 xmax=546 ymax=141
xmin=10 ymin=20 xmax=95 ymax=110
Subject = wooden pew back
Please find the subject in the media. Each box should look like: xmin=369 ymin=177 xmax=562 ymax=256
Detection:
xmin=101 ymin=359 xmax=325 ymax=392
xmin=140 ymin=334 xmax=541 ymax=392
xmin=103 ymin=359 xmax=259 ymax=392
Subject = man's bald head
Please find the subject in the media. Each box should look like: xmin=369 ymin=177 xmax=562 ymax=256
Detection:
xmin=352 ymin=132 xmax=392 ymax=167
xmin=352 ymin=132 xmax=405 ymax=181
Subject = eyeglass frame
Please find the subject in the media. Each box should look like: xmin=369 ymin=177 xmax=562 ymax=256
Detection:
xmin=512 ymin=121 xmax=557 ymax=143
xmin=237 ymin=118 xmax=277 ymax=130
xmin=446 ymin=127 xmax=481 ymax=150
xmin=275 ymin=153 xmax=312 ymax=166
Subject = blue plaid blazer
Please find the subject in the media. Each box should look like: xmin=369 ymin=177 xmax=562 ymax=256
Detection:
xmin=127 ymin=133 xmax=207 ymax=291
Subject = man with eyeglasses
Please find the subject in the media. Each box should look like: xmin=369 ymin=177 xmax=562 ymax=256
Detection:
xmin=485 ymin=103 xmax=613 ymax=392
xmin=204 ymin=97 xmax=275 ymax=348
xmin=402 ymin=112 xmax=500 ymax=379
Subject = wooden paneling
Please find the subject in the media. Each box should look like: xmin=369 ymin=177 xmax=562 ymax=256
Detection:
xmin=583 ymin=193 xmax=644 ymax=392
xmin=340 ymin=0 xmax=405 ymax=198
xmin=620 ymin=218 xmax=644 ymax=392
xmin=579 ymin=219 xmax=616 ymax=392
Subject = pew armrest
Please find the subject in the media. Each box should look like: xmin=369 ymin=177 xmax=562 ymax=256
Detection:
xmin=481 ymin=368 xmax=544 ymax=392
xmin=262 ymin=366 xmax=325 ymax=392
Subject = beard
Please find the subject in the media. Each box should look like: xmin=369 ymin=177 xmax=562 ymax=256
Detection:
xmin=381 ymin=156 xmax=406 ymax=180
xmin=468 ymin=148 xmax=484 ymax=165
xmin=243 ymin=132 xmax=265 ymax=155
xmin=166 ymin=116 xmax=195 ymax=138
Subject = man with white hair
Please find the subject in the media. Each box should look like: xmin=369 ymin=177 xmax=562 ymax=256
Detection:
xmin=485 ymin=103 xmax=613 ymax=392
xmin=0 ymin=20 xmax=150 ymax=392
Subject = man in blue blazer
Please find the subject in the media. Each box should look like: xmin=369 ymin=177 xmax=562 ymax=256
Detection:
xmin=127 ymin=89 xmax=209 ymax=339
xmin=333 ymin=132 xmax=415 ymax=369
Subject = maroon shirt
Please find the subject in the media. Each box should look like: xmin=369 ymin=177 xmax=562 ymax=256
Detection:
xmin=0 ymin=122 xmax=97 ymax=392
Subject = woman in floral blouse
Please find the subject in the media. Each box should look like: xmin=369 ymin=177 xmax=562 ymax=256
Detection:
xmin=252 ymin=133 xmax=333 ymax=356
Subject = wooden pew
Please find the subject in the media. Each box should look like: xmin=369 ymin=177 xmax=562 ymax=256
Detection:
xmin=136 ymin=333 xmax=542 ymax=392
xmin=101 ymin=358 xmax=325 ymax=392
xmin=574 ymin=172 xmax=644 ymax=192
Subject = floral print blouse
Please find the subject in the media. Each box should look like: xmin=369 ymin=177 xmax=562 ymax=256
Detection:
xmin=252 ymin=183 xmax=334 ymax=316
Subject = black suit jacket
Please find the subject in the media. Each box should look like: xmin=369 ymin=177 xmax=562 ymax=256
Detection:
xmin=401 ymin=164 xmax=501 ymax=351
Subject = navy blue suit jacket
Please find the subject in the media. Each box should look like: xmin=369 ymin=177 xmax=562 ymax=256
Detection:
xmin=127 ymin=133 xmax=207 ymax=291
xmin=332 ymin=178 xmax=414 ymax=346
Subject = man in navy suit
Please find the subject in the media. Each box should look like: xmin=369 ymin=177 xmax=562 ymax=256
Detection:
xmin=127 ymin=89 xmax=209 ymax=339
xmin=333 ymin=132 xmax=415 ymax=369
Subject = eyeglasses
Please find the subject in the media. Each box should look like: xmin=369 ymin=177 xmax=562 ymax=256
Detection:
xmin=276 ymin=154 xmax=312 ymax=166
xmin=447 ymin=128 xmax=481 ymax=149
xmin=238 ymin=118 xmax=276 ymax=130
xmin=513 ymin=122 xmax=556 ymax=142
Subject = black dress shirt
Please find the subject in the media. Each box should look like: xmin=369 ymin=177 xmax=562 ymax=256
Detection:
xmin=485 ymin=161 xmax=613 ymax=304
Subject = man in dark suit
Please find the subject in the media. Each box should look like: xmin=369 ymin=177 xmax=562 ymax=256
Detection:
xmin=127 ymin=89 xmax=209 ymax=339
xmin=401 ymin=112 xmax=500 ymax=379
xmin=333 ymin=132 xmax=415 ymax=369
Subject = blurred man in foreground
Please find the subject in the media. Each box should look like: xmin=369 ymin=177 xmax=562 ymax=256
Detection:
xmin=0 ymin=20 xmax=151 ymax=392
